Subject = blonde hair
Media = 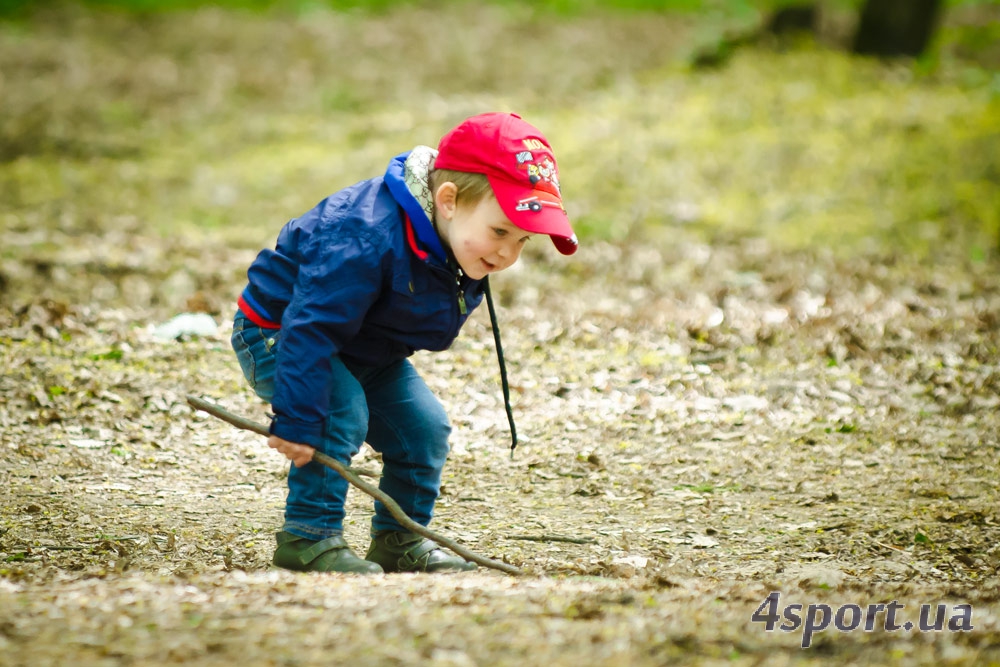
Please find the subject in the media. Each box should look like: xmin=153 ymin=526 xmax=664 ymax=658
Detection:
xmin=428 ymin=169 xmax=493 ymax=209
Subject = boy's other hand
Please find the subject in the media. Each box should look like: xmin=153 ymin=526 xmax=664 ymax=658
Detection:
xmin=268 ymin=435 xmax=315 ymax=468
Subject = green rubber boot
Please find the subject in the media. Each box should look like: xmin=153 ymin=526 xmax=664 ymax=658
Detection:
xmin=272 ymin=531 xmax=383 ymax=574
xmin=365 ymin=530 xmax=477 ymax=573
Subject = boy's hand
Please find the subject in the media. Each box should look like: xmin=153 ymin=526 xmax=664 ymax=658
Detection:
xmin=267 ymin=435 xmax=315 ymax=468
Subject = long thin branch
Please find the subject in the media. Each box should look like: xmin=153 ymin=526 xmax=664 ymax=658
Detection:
xmin=507 ymin=534 xmax=595 ymax=545
xmin=187 ymin=395 xmax=524 ymax=577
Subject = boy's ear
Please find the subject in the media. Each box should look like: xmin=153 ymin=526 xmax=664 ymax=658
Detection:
xmin=433 ymin=182 xmax=459 ymax=220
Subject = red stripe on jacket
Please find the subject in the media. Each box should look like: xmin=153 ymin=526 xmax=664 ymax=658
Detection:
xmin=404 ymin=214 xmax=429 ymax=260
xmin=238 ymin=294 xmax=281 ymax=329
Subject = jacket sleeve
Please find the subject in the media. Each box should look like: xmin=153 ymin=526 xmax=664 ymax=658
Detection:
xmin=269 ymin=222 xmax=384 ymax=447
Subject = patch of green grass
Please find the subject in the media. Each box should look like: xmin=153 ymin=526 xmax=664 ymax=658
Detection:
xmin=0 ymin=0 xmax=741 ymax=19
xmin=675 ymin=483 xmax=741 ymax=494
xmin=1 ymin=1 xmax=996 ymax=269
xmin=3 ymin=0 xmax=988 ymax=20
xmin=90 ymin=349 xmax=124 ymax=361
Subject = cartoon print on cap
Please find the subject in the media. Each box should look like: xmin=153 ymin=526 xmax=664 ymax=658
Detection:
xmin=515 ymin=195 xmax=564 ymax=213
xmin=514 ymin=142 xmax=564 ymax=214
xmin=526 ymin=157 xmax=559 ymax=189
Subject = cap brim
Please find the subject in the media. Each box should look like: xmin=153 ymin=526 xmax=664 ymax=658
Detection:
xmin=489 ymin=176 xmax=578 ymax=256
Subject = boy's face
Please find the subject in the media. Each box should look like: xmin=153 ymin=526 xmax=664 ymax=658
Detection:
xmin=435 ymin=185 xmax=536 ymax=280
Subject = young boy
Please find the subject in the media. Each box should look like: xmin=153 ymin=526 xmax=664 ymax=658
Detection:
xmin=231 ymin=112 xmax=578 ymax=574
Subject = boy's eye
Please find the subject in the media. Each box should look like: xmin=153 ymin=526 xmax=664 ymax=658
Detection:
xmin=492 ymin=227 xmax=508 ymax=237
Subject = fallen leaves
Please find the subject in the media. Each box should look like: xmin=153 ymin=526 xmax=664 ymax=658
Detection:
xmin=1 ymin=4 xmax=999 ymax=663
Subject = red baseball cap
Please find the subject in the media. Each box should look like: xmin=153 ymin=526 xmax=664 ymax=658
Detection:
xmin=434 ymin=112 xmax=578 ymax=255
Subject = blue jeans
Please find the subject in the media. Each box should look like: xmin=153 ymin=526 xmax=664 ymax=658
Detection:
xmin=231 ymin=312 xmax=452 ymax=540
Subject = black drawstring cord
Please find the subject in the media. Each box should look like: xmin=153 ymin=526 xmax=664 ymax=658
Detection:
xmin=483 ymin=278 xmax=518 ymax=457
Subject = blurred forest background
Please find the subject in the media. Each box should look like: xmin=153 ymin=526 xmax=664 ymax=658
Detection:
xmin=1 ymin=0 xmax=998 ymax=320
xmin=2 ymin=2 xmax=1000 ymax=665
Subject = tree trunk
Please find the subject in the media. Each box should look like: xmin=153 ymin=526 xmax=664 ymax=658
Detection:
xmin=852 ymin=0 xmax=943 ymax=58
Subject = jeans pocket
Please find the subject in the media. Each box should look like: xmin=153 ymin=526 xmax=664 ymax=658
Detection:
xmin=232 ymin=329 xmax=258 ymax=389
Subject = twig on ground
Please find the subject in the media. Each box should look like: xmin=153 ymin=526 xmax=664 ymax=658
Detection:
xmin=187 ymin=395 xmax=525 ymax=577
xmin=870 ymin=539 xmax=907 ymax=553
xmin=507 ymin=534 xmax=595 ymax=545
xmin=41 ymin=545 xmax=87 ymax=551
xmin=817 ymin=522 xmax=855 ymax=532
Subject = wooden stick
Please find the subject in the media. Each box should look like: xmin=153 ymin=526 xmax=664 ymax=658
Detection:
xmin=187 ymin=395 xmax=524 ymax=577
xmin=507 ymin=534 xmax=595 ymax=545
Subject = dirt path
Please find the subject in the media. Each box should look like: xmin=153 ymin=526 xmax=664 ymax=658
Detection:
xmin=2 ymin=4 xmax=1000 ymax=663
xmin=2 ymin=238 xmax=998 ymax=665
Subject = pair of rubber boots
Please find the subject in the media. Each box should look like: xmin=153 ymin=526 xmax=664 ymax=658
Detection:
xmin=272 ymin=530 xmax=476 ymax=574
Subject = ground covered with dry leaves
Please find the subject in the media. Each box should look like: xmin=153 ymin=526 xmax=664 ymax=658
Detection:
xmin=3 ymin=237 xmax=999 ymax=666
xmin=2 ymin=3 xmax=1000 ymax=666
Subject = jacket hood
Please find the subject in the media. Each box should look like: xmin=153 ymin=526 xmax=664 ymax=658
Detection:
xmin=384 ymin=151 xmax=449 ymax=265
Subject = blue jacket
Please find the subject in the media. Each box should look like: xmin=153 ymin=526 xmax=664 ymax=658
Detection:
xmin=239 ymin=152 xmax=485 ymax=447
